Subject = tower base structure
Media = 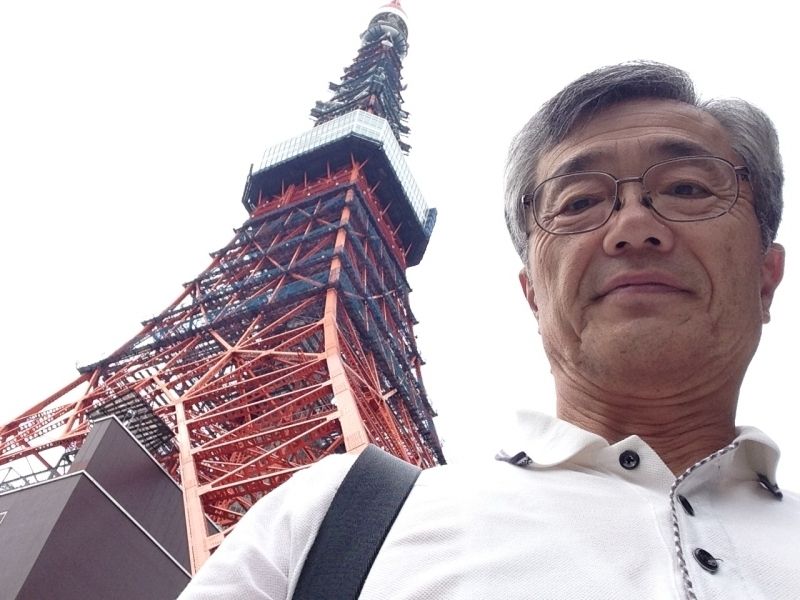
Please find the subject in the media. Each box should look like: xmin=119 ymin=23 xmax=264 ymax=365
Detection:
xmin=0 ymin=109 xmax=442 ymax=573
xmin=0 ymin=417 xmax=191 ymax=599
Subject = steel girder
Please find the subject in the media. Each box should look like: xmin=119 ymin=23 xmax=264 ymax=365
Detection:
xmin=0 ymin=159 xmax=442 ymax=572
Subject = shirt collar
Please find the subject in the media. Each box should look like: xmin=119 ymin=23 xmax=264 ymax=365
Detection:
xmin=503 ymin=411 xmax=782 ymax=480
xmin=732 ymin=425 xmax=782 ymax=484
xmin=501 ymin=411 xmax=609 ymax=468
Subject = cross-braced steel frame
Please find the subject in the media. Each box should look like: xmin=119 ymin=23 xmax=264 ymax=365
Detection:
xmin=0 ymin=158 xmax=442 ymax=572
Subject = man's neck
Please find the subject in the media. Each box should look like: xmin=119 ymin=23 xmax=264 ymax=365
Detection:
xmin=556 ymin=389 xmax=738 ymax=475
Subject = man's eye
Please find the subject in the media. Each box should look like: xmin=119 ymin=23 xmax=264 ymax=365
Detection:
xmin=558 ymin=195 xmax=603 ymax=215
xmin=666 ymin=181 xmax=712 ymax=198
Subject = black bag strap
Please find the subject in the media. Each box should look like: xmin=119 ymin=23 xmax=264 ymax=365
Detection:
xmin=291 ymin=444 xmax=422 ymax=600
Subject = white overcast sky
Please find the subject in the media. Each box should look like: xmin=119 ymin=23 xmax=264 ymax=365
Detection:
xmin=1 ymin=1 xmax=798 ymax=489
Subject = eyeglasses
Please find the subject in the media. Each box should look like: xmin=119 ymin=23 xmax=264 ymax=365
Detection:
xmin=521 ymin=156 xmax=749 ymax=235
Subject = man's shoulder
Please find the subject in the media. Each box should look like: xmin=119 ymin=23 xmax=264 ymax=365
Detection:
xmin=178 ymin=452 xmax=359 ymax=599
xmin=245 ymin=451 xmax=358 ymax=520
xmin=410 ymin=455 xmax=540 ymax=504
xmin=246 ymin=451 xmax=506 ymax=521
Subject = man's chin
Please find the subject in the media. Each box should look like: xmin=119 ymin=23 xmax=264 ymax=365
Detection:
xmin=586 ymin=310 xmax=697 ymax=338
xmin=591 ymin=294 xmax=695 ymax=321
xmin=577 ymin=320 xmax=708 ymax=376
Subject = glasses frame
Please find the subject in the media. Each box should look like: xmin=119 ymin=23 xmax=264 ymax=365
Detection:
xmin=521 ymin=155 xmax=750 ymax=236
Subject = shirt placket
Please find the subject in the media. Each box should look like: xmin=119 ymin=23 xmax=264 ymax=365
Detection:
xmin=669 ymin=442 xmax=740 ymax=600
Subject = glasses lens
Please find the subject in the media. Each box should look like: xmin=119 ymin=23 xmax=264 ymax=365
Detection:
xmin=533 ymin=172 xmax=616 ymax=234
xmin=644 ymin=157 xmax=738 ymax=221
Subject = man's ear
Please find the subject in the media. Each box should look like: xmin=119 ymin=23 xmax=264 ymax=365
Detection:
xmin=518 ymin=268 xmax=539 ymax=319
xmin=760 ymin=243 xmax=785 ymax=323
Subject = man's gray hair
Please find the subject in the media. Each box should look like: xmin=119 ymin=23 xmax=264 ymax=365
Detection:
xmin=504 ymin=61 xmax=783 ymax=261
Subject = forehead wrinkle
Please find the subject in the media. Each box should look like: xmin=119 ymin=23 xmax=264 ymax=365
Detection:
xmin=651 ymin=139 xmax=717 ymax=159
xmin=542 ymin=134 xmax=725 ymax=182
xmin=535 ymin=99 xmax=737 ymax=185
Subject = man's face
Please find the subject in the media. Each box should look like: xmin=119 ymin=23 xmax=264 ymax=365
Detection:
xmin=520 ymin=99 xmax=784 ymax=395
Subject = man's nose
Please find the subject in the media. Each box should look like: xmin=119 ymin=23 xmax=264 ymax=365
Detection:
xmin=601 ymin=181 xmax=675 ymax=254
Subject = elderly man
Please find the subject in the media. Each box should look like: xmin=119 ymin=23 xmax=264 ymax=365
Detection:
xmin=179 ymin=62 xmax=798 ymax=599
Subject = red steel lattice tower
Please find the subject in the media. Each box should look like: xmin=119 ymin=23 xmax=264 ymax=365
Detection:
xmin=0 ymin=1 xmax=443 ymax=573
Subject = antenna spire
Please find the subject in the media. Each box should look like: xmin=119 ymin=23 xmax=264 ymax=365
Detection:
xmin=310 ymin=1 xmax=412 ymax=151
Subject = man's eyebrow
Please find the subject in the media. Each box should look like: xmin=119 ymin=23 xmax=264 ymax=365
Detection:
xmin=652 ymin=139 xmax=715 ymax=159
xmin=549 ymin=151 xmax=604 ymax=178
xmin=547 ymin=139 xmax=718 ymax=180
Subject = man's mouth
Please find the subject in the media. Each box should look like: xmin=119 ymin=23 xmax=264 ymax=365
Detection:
xmin=595 ymin=272 xmax=689 ymax=300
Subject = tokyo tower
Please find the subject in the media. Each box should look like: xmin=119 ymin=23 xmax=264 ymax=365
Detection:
xmin=0 ymin=0 xmax=442 ymax=585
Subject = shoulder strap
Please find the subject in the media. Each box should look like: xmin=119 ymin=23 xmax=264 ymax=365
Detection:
xmin=291 ymin=444 xmax=422 ymax=600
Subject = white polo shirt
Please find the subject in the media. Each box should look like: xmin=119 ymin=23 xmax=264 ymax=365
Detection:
xmin=179 ymin=412 xmax=799 ymax=599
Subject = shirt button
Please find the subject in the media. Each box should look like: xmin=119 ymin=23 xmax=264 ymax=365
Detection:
xmin=693 ymin=548 xmax=720 ymax=573
xmin=678 ymin=494 xmax=695 ymax=516
xmin=619 ymin=450 xmax=640 ymax=470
